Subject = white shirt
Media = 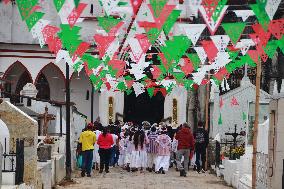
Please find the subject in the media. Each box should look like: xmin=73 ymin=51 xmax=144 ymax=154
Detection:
xmin=111 ymin=134 xmax=118 ymax=147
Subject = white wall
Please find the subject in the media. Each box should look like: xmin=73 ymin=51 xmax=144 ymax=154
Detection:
xmin=211 ymin=81 xmax=271 ymax=142
xmin=70 ymin=71 xmax=100 ymax=121
xmin=0 ymin=119 xmax=9 ymax=154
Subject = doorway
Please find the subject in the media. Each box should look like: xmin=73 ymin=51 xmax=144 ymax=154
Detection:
xmin=124 ymin=91 xmax=165 ymax=124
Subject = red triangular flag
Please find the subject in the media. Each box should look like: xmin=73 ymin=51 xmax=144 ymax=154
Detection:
xmin=231 ymin=96 xmax=239 ymax=106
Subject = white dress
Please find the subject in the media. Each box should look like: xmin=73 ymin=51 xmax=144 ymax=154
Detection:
xmin=118 ymin=138 xmax=126 ymax=166
xmin=130 ymin=136 xmax=149 ymax=168
xmin=93 ymin=130 xmax=101 ymax=163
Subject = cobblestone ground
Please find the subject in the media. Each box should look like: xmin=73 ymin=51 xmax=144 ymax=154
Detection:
xmin=61 ymin=167 xmax=232 ymax=189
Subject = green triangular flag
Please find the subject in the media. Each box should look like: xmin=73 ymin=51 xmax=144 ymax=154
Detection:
xmin=147 ymin=88 xmax=155 ymax=97
xmin=218 ymin=113 xmax=223 ymax=125
xmin=58 ymin=24 xmax=82 ymax=54
xmin=98 ymin=16 xmax=121 ymax=33
xmin=117 ymin=82 xmax=127 ymax=91
xmin=212 ymin=0 xmax=228 ymax=22
xmin=250 ymin=4 xmax=270 ymax=31
xmin=149 ymin=0 xmax=167 ymax=17
xmin=163 ymin=10 xmax=181 ymax=35
xmin=264 ymin=40 xmax=278 ymax=58
xmin=16 ymin=0 xmax=38 ymax=20
xmin=222 ymin=22 xmax=246 ymax=44
xmin=187 ymin=53 xmax=200 ymax=70
xmin=53 ymin=0 xmax=66 ymax=12
xmin=278 ymin=36 xmax=284 ymax=53
xmin=74 ymin=0 xmax=80 ymax=7
xmin=25 ymin=12 xmax=45 ymax=31
xmin=242 ymin=111 xmax=247 ymax=121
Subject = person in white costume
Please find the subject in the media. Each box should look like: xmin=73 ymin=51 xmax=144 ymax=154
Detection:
xmin=130 ymin=125 xmax=149 ymax=172
xmin=155 ymin=127 xmax=172 ymax=174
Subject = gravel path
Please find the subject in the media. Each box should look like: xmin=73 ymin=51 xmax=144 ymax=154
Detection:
xmin=60 ymin=167 xmax=232 ymax=189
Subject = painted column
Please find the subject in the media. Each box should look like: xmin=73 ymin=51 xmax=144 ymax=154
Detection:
xmin=164 ymin=87 xmax=187 ymax=127
xmin=99 ymin=90 xmax=124 ymax=126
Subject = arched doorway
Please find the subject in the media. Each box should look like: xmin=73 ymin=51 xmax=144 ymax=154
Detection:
xmin=35 ymin=63 xmax=65 ymax=101
xmin=35 ymin=73 xmax=50 ymax=100
xmin=3 ymin=61 xmax=33 ymax=103
xmin=124 ymin=91 xmax=165 ymax=124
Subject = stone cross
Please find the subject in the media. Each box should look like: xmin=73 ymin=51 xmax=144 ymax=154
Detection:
xmin=39 ymin=106 xmax=55 ymax=136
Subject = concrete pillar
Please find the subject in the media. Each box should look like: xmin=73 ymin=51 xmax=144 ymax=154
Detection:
xmin=211 ymin=86 xmax=220 ymax=139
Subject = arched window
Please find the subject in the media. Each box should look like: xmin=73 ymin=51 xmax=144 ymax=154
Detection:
xmin=173 ymin=98 xmax=178 ymax=124
xmin=108 ymin=97 xmax=114 ymax=124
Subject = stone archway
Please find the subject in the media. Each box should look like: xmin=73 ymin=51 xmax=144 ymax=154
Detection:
xmin=3 ymin=61 xmax=33 ymax=103
xmin=35 ymin=63 xmax=65 ymax=101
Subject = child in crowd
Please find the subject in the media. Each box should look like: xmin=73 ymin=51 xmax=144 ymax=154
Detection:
xmin=130 ymin=126 xmax=149 ymax=172
xmin=155 ymin=127 xmax=172 ymax=174
xmin=146 ymin=126 xmax=158 ymax=172
xmin=118 ymin=131 xmax=127 ymax=168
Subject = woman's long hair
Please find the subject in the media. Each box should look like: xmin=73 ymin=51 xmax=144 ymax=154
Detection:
xmin=102 ymin=127 xmax=108 ymax=136
xmin=133 ymin=129 xmax=145 ymax=150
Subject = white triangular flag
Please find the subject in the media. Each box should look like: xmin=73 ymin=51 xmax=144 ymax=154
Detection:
xmin=58 ymin=0 xmax=75 ymax=24
xmin=210 ymin=35 xmax=230 ymax=52
xmin=265 ymin=0 xmax=282 ymax=20
xmin=235 ymin=39 xmax=255 ymax=55
xmin=199 ymin=5 xmax=228 ymax=35
xmin=188 ymin=0 xmax=203 ymax=18
xmin=179 ymin=24 xmax=206 ymax=46
xmin=132 ymin=82 xmax=145 ymax=97
xmin=30 ymin=19 xmax=50 ymax=47
xmin=233 ymin=10 xmax=255 ymax=22
xmin=194 ymin=47 xmax=207 ymax=64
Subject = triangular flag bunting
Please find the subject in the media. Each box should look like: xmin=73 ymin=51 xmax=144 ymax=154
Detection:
xmin=179 ymin=24 xmax=206 ymax=46
xmin=218 ymin=113 xmax=223 ymax=125
xmin=222 ymin=22 xmax=246 ymax=44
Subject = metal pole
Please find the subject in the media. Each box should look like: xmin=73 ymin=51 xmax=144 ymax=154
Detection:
xmin=252 ymin=61 xmax=261 ymax=189
xmin=65 ymin=62 xmax=72 ymax=180
xmin=60 ymin=106 xmax=63 ymax=137
xmin=91 ymin=86 xmax=94 ymax=123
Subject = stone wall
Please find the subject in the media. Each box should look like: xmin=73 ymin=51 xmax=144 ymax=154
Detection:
xmin=0 ymin=101 xmax=38 ymax=187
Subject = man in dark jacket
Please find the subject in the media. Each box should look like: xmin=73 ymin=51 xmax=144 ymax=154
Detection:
xmin=175 ymin=122 xmax=195 ymax=177
xmin=194 ymin=122 xmax=209 ymax=173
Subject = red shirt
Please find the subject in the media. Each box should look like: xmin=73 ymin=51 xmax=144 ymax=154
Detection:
xmin=97 ymin=133 xmax=114 ymax=149
xmin=175 ymin=127 xmax=195 ymax=150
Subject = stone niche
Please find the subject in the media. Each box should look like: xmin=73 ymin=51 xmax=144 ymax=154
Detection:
xmin=0 ymin=101 xmax=38 ymax=187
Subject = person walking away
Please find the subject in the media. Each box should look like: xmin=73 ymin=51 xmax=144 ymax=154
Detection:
xmin=155 ymin=127 xmax=172 ymax=174
xmin=79 ymin=123 xmax=96 ymax=177
xmin=130 ymin=126 xmax=149 ymax=172
xmin=97 ymin=127 xmax=114 ymax=173
xmin=146 ymin=125 xmax=158 ymax=172
xmin=110 ymin=130 xmax=119 ymax=167
xmin=194 ymin=122 xmax=209 ymax=173
xmin=93 ymin=126 xmax=101 ymax=170
xmin=171 ymin=133 xmax=178 ymax=170
xmin=175 ymin=122 xmax=194 ymax=177
xmin=118 ymin=130 xmax=128 ymax=168
xmin=124 ymin=128 xmax=135 ymax=172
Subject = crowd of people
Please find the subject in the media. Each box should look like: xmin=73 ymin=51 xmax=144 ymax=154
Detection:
xmin=77 ymin=119 xmax=209 ymax=178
